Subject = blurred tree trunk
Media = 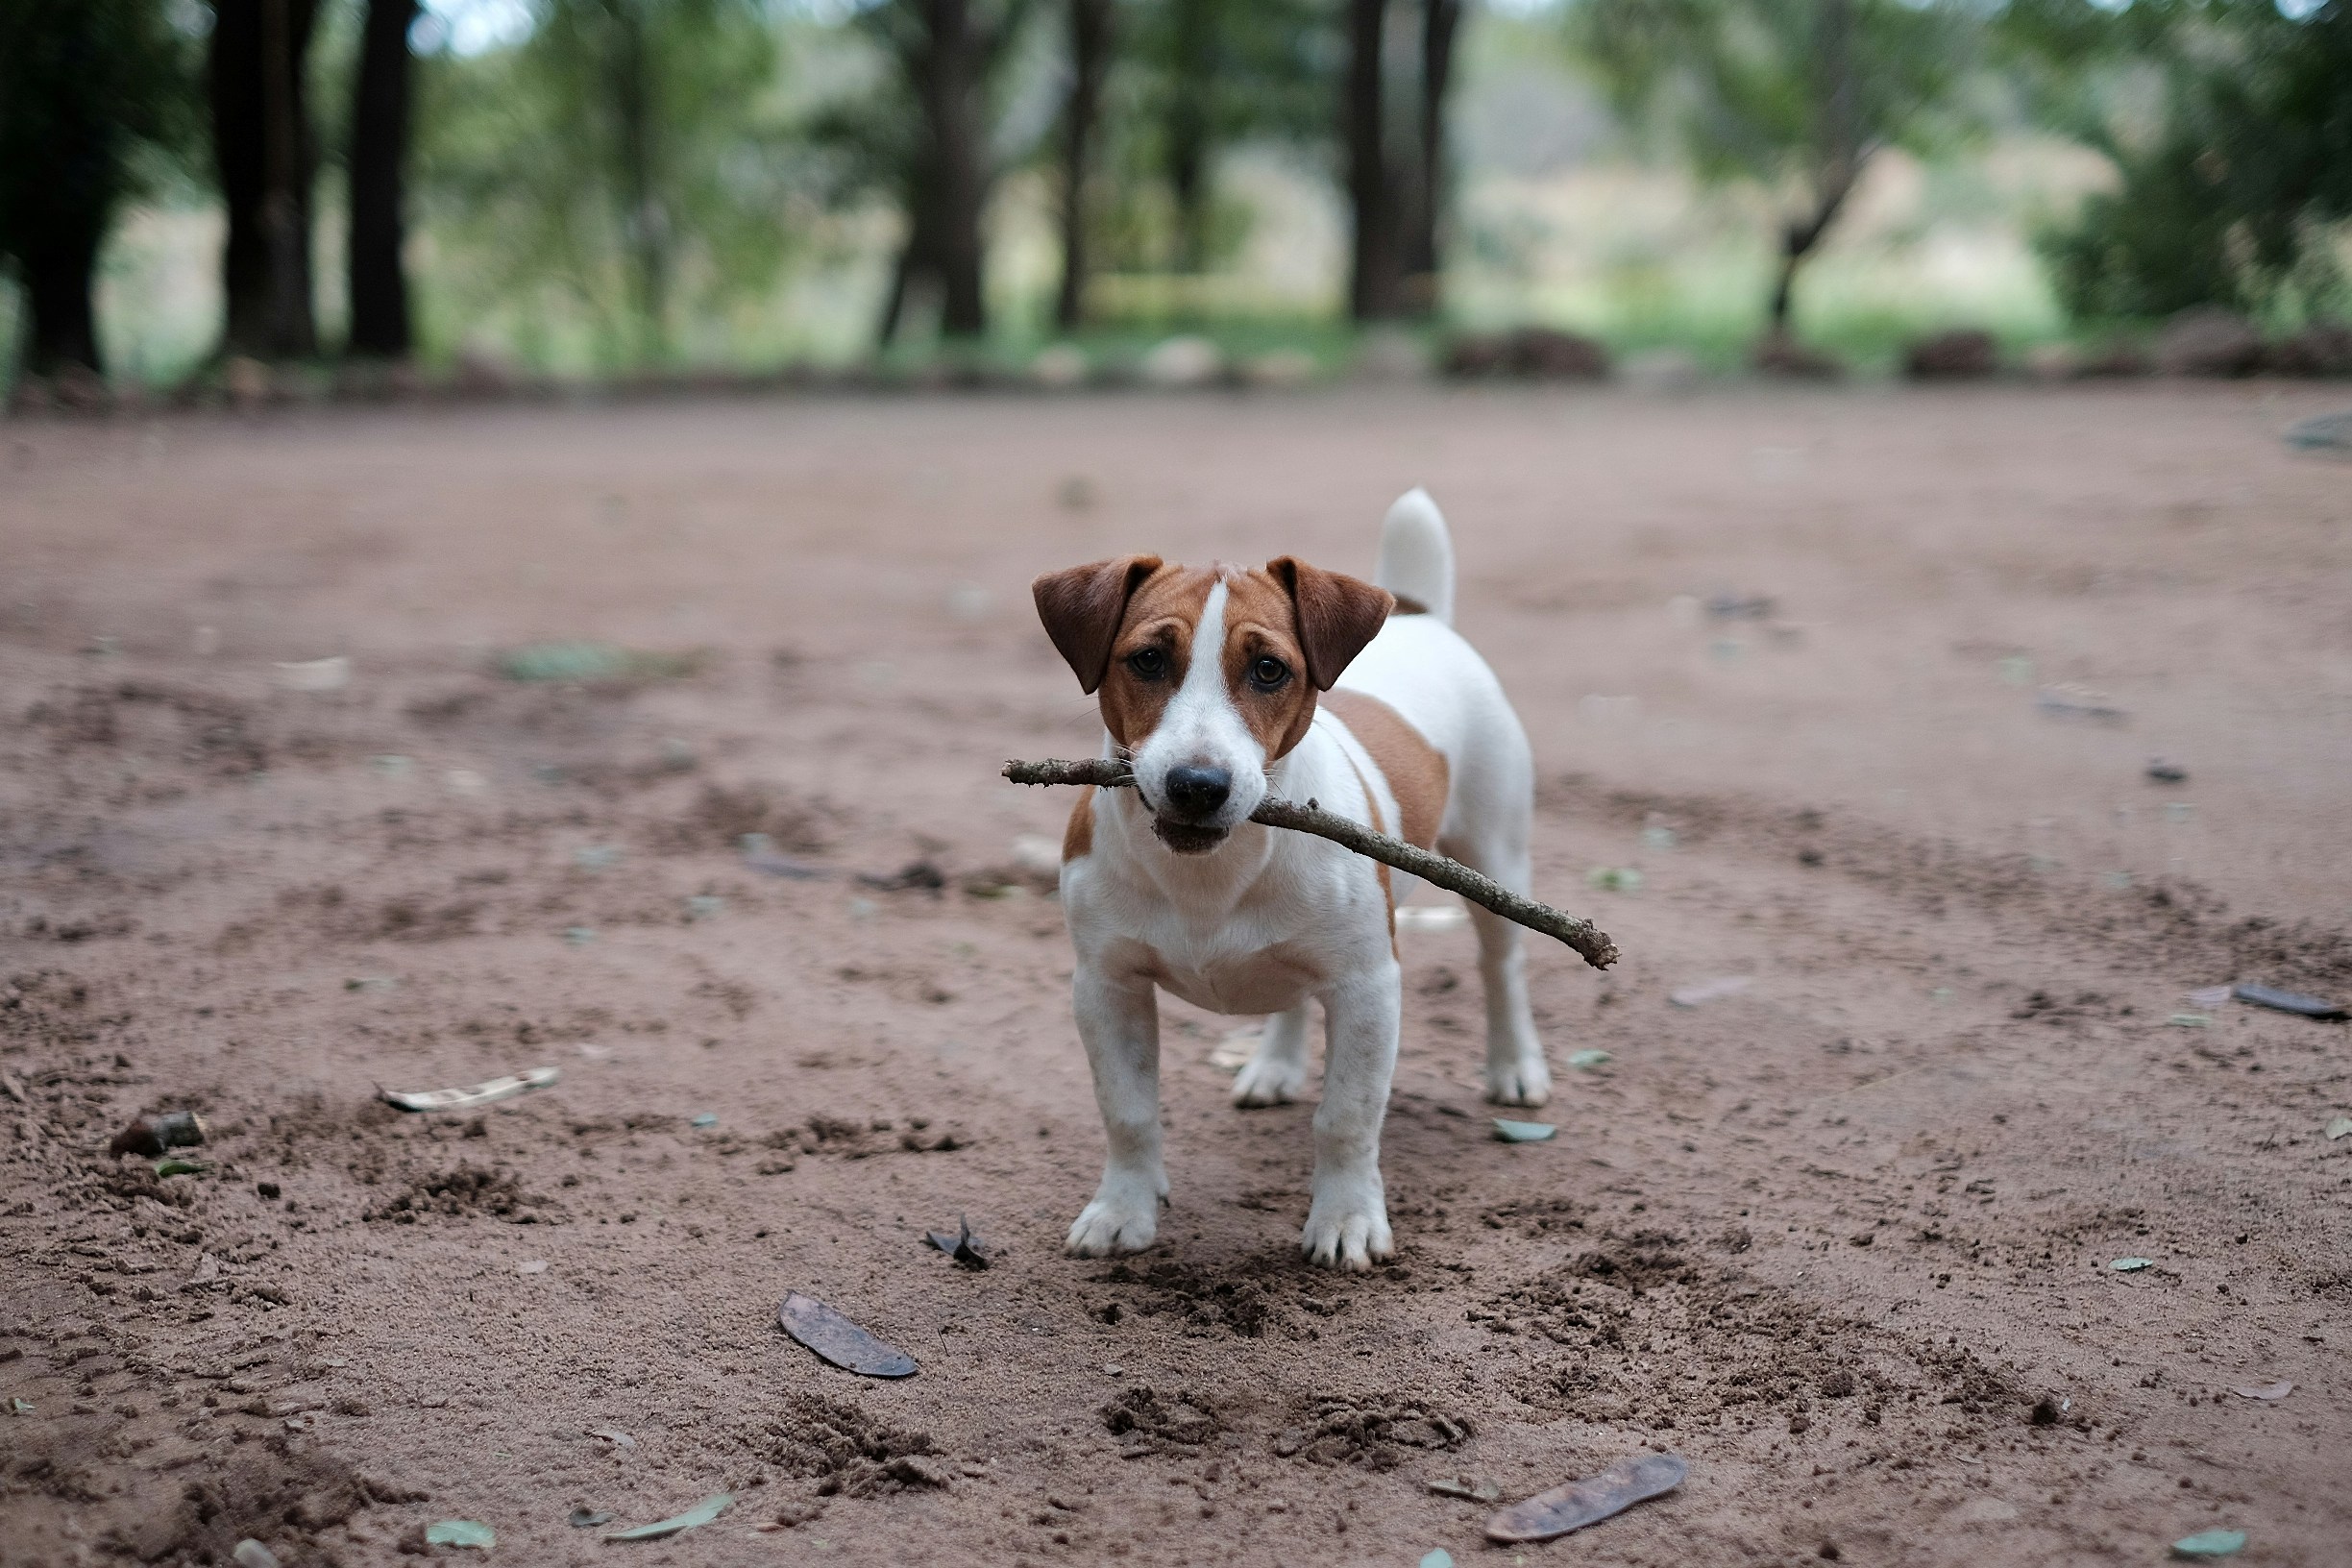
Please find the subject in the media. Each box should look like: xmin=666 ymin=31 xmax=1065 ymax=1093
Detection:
xmin=346 ymin=0 xmax=417 ymax=358
xmin=211 ymin=0 xmax=320 ymax=359
xmin=1054 ymin=0 xmax=1113 ymax=330
xmin=1344 ymin=0 xmax=1401 ymax=320
xmin=925 ymin=0 xmax=989 ymax=336
xmin=607 ymin=0 xmax=670 ymax=361
xmin=3 ymin=3 xmax=110 ymax=377
xmin=1164 ymin=0 xmax=1212 ymax=275
xmin=877 ymin=0 xmax=999 ymax=345
xmin=877 ymin=207 xmax=933 ymax=345
xmin=18 ymin=224 xmax=107 ymax=380
xmin=1400 ymin=0 xmax=1459 ymax=312
xmin=1769 ymin=0 xmax=1865 ymax=334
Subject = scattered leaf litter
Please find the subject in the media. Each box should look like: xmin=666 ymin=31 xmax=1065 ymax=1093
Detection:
xmin=2170 ymin=1528 xmax=2246 ymax=1558
xmin=109 ymin=1111 xmax=208 ymax=1158
xmin=378 ymin=1066 xmax=559 ymax=1113
xmin=778 ymin=1291 xmax=918 ymax=1378
xmin=923 ymin=1216 xmax=991 ymax=1270
xmin=423 ymin=1521 xmax=494 ymax=1549
xmin=1485 ymin=1453 xmax=1688 ymax=1544
xmin=1429 ymin=1476 xmax=1502 ymax=1503
xmin=2231 ymin=982 xmax=2347 ymax=1021
xmin=603 ymin=1493 xmax=730 ymax=1542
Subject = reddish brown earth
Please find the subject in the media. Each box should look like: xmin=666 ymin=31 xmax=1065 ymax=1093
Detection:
xmin=2 ymin=384 xmax=2349 ymax=1568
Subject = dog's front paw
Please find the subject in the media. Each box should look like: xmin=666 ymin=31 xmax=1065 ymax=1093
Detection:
xmin=1300 ymin=1187 xmax=1393 ymax=1272
xmin=1484 ymin=1055 xmax=1552 ymax=1108
xmin=1231 ymin=1048 xmax=1307 ymax=1108
xmin=1065 ymin=1186 xmax=1161 ymax=1257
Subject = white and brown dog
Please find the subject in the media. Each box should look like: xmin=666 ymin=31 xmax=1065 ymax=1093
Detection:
xmin=1032 ymin=489 xmax=1547 ymax=1271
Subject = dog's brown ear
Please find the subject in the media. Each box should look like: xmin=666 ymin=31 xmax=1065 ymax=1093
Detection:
xmin=1033 ymin=555 xmax=1164 ymax=694
xmin=1267 ymin=556 xmax=1394 ymax=691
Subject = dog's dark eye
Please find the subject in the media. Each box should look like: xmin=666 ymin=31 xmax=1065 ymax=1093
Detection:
xmin=1248 ymin=655 xmax=1289 ymax=691
xmin=1126 ymin=648 xmax=1167 ymax=680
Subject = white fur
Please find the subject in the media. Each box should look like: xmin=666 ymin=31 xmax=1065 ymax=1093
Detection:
xmin=1126 ymin=581 xmax=1269 ymax=834
xmin=1376 ymin=486 xmax=1455 ymax=625
xmin=1058 ymin=490 xmax=1550 ymax=1270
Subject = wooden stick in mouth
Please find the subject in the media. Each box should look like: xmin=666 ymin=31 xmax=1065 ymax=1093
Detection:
xmin=1003 ymin=757 xmax=1621 ymax=970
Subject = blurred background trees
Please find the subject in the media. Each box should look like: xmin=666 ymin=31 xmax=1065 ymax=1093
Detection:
xmin=1571 ymin=0 xmax=1980 ymax=342
xmin=0 ymin=0 xmax=193 ymax=381
xmin=2005 ymin=0 xmax=2352 ymax=323
xmin=0 ymin=0 xmax=2346 ymax=394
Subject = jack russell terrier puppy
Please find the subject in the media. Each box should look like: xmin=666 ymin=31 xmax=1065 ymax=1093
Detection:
xmin=1032 ymin=489 xmax=1547 ymax=1271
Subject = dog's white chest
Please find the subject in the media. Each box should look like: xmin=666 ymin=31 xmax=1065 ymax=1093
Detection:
xmin=1137 ymin=936 xmax=1325 ymax=1017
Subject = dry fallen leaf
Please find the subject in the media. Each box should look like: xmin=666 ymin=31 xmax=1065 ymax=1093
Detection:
xmin=2228 ymin=1381 xmax=2292 ymax=1402
xmin=778 ymin=1290 xmax=918 ymax=1378
xmin=1487 ymin=1453 xmax=1688 ymax=1544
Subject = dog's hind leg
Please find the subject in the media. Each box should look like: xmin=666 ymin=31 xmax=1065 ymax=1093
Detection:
xmin=1444 ymin=826 xmax=1551 ymax=1108
xmin=1232 ymin=1003 xmax=1311 ymax=1107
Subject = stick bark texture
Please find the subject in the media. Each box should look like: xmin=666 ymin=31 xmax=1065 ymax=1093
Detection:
xmin=1004 ymin=757 xmax=1620 ymax=970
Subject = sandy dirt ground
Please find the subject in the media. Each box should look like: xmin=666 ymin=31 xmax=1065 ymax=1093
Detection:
xmin=2 ymin=383 xmax=2349 ymax=1568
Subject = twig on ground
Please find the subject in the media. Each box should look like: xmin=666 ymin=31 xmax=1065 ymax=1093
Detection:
xmin=1004 ymin=757 xmax=1620 ymax=969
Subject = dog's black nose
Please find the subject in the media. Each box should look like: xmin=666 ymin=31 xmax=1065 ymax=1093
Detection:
xmin=1164 ymin=766 xmax=1232 ymax=819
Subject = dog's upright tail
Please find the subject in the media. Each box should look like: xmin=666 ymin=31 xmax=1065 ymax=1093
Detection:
xmin=1375 ymin=487 xmax=1455 ymax=626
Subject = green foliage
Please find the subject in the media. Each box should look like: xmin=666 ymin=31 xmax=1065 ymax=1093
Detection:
xmin=415 ymin=0 xmax=800 ymax=367
xmin=1093 ymin=0 xmax=1335 ymax=278
xmin=1566 ymin=0 xmax=1986 ymax=331
xmin=1569 ymin=0 xmax=1977 ymax=191
xmin=2016 ymin=0 xmax=2352 ymax=322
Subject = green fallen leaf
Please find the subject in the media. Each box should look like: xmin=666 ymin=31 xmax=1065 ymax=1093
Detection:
xmin=1584 ymin=867 xmax=1644 ymax=893
xmin=2109 ymin=1258 xmax=2154 ymax=1272
xmin=2167 ymin=1014 xmax=2211 ymax=1028
xmin=1421 ymin=1552 xmax=1456 ymax=1568
xmin=423 ymin=1520 xmax=494 ymax=1549
xmin=603 ymin=1493 xmax=730 ymax=1542
xmin=7 ymin=1397 xmax=33 ymax=1414
xmin=2324 ymin=1115 xmax=2352 ymax=1141
xmin=1492 ymin=1119 xmax=1556 ymax=1143
xmin=2171 ymin=1528 xmax=2246 ymax=1558
xmin=154 ymin=1158 xmax=208 ymax=1178
xmin=1567 ymin=1049 xmax=1612 ymax=1069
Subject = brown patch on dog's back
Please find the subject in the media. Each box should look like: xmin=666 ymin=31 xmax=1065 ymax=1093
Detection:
xmin=1322 ymin=690 xmax=1449 ymax=850
xmin=1064 ymin=789 xmax=1095 ymax=863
